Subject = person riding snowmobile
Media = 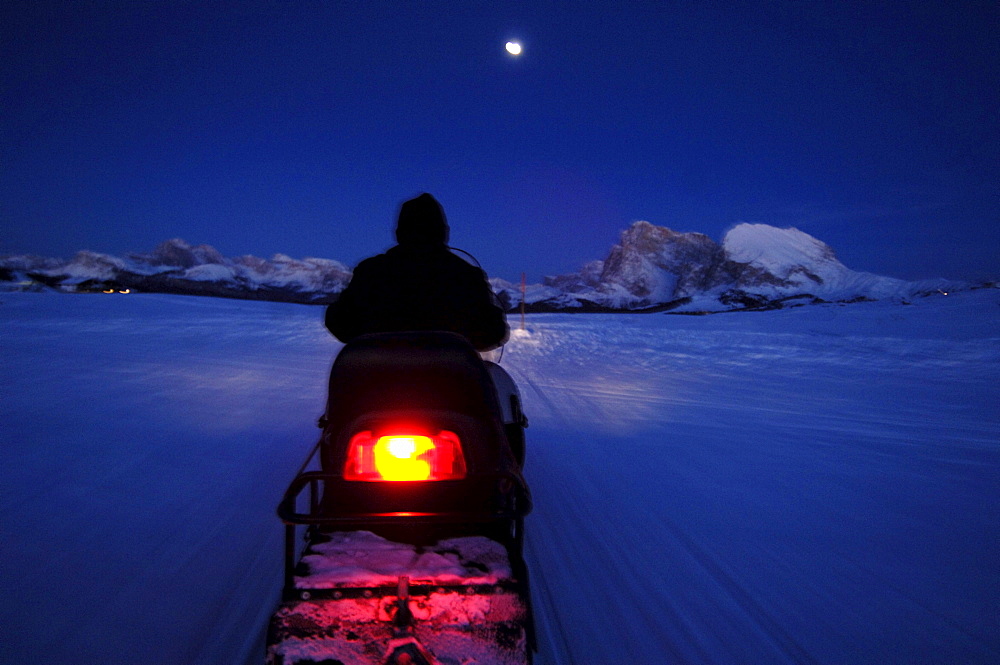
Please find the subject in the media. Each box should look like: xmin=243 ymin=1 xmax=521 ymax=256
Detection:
xmin=325 ymin=193 xmax=509 ymax=352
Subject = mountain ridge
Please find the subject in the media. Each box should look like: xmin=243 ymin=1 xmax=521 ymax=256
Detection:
xmin=491 ymin=221 xmax=963 ymax=312
xmin=1 ymin=224 xmax=969 ymax=310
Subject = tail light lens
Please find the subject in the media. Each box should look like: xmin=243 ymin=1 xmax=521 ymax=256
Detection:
xmin=344 ymin=430 xmax=467 ymax=481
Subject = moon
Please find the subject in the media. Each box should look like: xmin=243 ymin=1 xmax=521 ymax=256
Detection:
xmin=505 ymin=41 xmax=522 ymax=56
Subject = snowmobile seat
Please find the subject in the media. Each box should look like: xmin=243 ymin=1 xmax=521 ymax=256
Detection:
xmin=325 ymin=331 xmax=503 ymax=422
xmin=320 ymin=331 xmax=516 ymax=474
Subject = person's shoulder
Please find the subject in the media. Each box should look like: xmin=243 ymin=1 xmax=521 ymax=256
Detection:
xmin=352 ymin=252 xmax=390 ymax=273
xmin=441 ymin=249 xmax=484 ymax=272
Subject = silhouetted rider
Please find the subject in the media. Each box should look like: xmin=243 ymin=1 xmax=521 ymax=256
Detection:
xmin=325 ymin=193 xmax=509 ymax=351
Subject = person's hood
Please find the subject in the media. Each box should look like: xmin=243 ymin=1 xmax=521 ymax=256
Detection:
xmin=395 ymin=193 xmax=449 ymax=246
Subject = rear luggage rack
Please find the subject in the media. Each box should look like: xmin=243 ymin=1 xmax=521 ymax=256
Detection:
xmin=288 ymin=581 xmax=523 ymax=602
xmin=267 ymin=531 xmax=535 ymax=665
xmin=278 ymin=469 xmax=531 ymax=592
xmin=278 ymin=470 xmax=532 ymax=525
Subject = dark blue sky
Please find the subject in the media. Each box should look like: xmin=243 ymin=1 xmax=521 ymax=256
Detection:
xmin=3 ymin=1 xmax=998 ymax=282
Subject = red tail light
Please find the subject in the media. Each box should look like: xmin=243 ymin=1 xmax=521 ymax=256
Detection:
xmin=344 ymin=430 xmax=467 ymax=481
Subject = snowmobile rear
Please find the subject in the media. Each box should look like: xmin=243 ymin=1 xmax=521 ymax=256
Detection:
xmin=266 ymin=332 xmax=533 ymax=665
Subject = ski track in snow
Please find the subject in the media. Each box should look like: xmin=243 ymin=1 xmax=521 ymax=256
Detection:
xmin=1 ymin=291 xmax=998 ymax=664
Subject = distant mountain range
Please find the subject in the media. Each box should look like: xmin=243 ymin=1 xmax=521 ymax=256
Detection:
xmin=1 ymin=223 xmax=969 ymax=311
xmin=0 ymin=239 xmax=352 ymax=304
xmin=497 ymin=221 xmax=963 ymax=312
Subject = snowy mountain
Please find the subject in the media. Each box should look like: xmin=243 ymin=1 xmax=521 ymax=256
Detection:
xmin=721 ymin=224 xmax=919 ymax=299
xmin=0 ymin=239 xmax=352 ymax=304
xmin=2 ymin=224 xmax=968 ymax=310
xmin=494 ymin=221 xmax=965 ymax=312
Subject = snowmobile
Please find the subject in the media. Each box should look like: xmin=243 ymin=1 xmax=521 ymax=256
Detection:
xmin=265 ymin=331 xmax=533 ymax=665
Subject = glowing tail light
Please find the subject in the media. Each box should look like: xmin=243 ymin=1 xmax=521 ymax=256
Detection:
xmin=344 ymin=430 xmax=467 ymax=481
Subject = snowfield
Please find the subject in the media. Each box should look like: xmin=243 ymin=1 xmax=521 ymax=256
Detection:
xmin=1 ymin=290 xmax=997 ymax=664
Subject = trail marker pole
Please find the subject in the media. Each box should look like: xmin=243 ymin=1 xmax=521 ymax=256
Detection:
xmin=520 ymin=273 xmax=526 ymax=331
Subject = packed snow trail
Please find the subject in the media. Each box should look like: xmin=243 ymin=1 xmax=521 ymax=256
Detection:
xmin=1 ymin=291 xmax=997 ymax=664
xmin=503 ymin=310 xmax=999 ymax=664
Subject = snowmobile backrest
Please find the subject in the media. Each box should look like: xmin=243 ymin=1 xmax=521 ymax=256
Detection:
xmin=324 ymin=331 xmax=503 ymax=433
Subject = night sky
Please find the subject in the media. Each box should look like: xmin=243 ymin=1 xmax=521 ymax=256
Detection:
xmin=4 ymin=1 xmax=998 ymax=283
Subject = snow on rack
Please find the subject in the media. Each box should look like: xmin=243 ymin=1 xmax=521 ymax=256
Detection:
xmin=297 ymin=531 xmax=514 ymax=588
xmin=271 ymin=531 xmax=529 ymax=665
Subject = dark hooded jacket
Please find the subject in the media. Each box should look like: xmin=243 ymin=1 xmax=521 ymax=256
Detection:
xmin=325 ymin=194 xmax=509 ymax=351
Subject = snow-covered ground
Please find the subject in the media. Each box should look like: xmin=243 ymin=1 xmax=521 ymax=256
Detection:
xmin=1 ymin=290 xmax=997 ymax=664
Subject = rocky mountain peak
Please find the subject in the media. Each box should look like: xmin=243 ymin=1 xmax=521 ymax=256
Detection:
xmin=145 ymin=238 xmax=226 ymax=268
xmin=597 ymin=221 xmax=729 ymax=302
xmin=614 ymin=220 xmax=683 ymax=253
